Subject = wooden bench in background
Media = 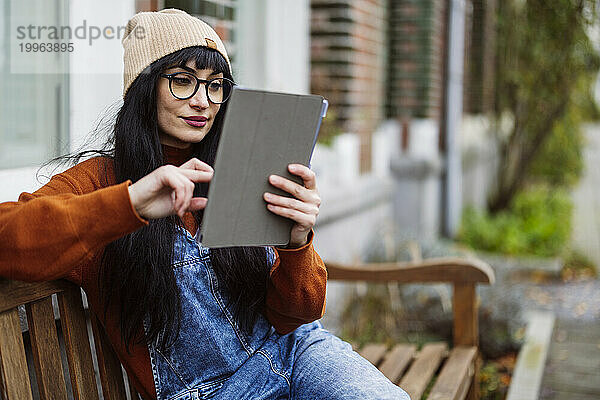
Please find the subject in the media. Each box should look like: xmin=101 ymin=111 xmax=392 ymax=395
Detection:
xmin=326 ymin=257 xmax=495 ymax=400
xmin=0 ymin=256 xmax=494 ymax=400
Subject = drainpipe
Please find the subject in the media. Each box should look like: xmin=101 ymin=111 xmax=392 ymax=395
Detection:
xmin=442 ymin=0 xmax=466 ymax=238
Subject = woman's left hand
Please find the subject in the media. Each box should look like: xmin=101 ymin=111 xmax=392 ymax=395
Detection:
xmin=264 ymin=164 xmax=321 ymax=248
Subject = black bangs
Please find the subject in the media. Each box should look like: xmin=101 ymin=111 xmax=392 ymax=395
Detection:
xmin=157 ymin=46 xmax=230 ymax=75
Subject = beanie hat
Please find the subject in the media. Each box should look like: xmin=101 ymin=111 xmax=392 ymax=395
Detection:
xmin=121 ymin=8 xmax=231 ymax=98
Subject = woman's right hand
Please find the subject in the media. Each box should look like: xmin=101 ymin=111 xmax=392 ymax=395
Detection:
xmin=127 ymin=158 xmax=213 ymax=220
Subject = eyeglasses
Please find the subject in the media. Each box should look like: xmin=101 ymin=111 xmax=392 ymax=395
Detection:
xmin=160 ymin=72 xmax=234 ymax=104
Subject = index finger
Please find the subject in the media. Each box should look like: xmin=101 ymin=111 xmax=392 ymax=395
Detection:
xmin=288 ymin=164 xmax=317 ymax=190
xmin=179 ymin=168 xmax=213 ymax=183
xmin=180 ymin=157 xmax=214 ymax=173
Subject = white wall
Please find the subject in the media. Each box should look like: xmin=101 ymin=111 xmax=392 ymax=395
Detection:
xmin=0 ymin=0 xmax=135 ymax=202
xmin=0 ymin=167 xmax=44 ymax=202
xmin=235 ymin=0 xmax=310 ymax=94
xmin=69 ymin=0 xmax=135 ymax=152
xmin=461 ymin=114 xmax=499 ymax=210
xmin=313 ymin=174 xmax=395 ymax=333
xmin=571 ymin=123 xmax=600 ymax=267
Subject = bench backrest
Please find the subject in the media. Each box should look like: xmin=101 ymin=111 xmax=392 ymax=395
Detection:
xmin=325 ymin=257 xmax=496 ymax=347
xmin=0 ymin=279 xmax=135 ymax=400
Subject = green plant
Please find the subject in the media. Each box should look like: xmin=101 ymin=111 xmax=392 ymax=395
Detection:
xmin=562 ymin=250 xmax=598 ymax=281
xmin=460 ymin=186 xmax=573 ymax=257
xmin=479 ymin=354 xmax=515 ymax=400
xmin=489 ymin=0 xmax=599 ymax=212
xmin=529 ymin=107 xmax=585 ymax=188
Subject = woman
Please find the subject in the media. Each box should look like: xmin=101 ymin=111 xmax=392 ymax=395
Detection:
xmin=0 ymin=9 xmax=410 ymax=400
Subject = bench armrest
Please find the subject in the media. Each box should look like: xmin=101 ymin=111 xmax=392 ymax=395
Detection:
xmin=325 ymin=257 xmax=494 ymax=285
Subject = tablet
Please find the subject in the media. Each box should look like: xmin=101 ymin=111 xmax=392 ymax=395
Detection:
xmin=200 ymin=87 xmax=328 ymax=247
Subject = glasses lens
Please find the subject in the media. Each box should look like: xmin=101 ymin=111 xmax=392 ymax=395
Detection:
xmin=207 ymin=78 xmax=233 ymax=104
xmin=170 ymin=73 xmax=196 ymax=99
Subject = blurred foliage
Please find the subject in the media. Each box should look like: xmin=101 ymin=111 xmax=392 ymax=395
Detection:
xmin=460 ymin=186 xmax=573 ymax=257
xmin=528 ymin=107 xmax=584 ymax=187
xmin=316 ymin=108 xmax=344 ymax=146
xmin=339 ymin=284 xmax=397 ymax=346
xmin=489 ymin=0 xmax=600 ymax=212
xmin=480 ymin=354 xmax=516 ymax=400
xmin=562 ymin=250 xmax=598 ymax=281
xmin=339 ymin=283 xmax=449 ymax=349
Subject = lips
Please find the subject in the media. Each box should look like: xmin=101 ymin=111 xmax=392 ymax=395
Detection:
xmin=183 ymin=116 xmax=208 ymax=121
xmin=181 ymin=116 xmax=208 ymax=127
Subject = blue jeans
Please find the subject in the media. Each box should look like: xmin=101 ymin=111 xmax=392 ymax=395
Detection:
xmin=145 ymin=229 xmax=410 ymax=400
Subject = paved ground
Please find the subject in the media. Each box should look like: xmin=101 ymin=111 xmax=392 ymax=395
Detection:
xmin=477 ymin=256 xmax=600 ymax=399
xmin=497 ymin=279 xmax=600 ymax=399
xmin=508 ymin=280 xmax=600 ymax=322
xmin=540 ymin=319 xmax=600 ymax=400
xmin=477 ymin=252 xmax=600 ymax=398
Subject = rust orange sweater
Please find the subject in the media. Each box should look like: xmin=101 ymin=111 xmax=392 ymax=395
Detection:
xmin=0 ymin=146 xmax=327 ymax=399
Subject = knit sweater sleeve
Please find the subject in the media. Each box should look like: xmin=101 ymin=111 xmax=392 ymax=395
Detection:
xmin=0 ymin=157 xmax=148 ymax=282
xmin=264 ymin=230 xmax=328 ymax=334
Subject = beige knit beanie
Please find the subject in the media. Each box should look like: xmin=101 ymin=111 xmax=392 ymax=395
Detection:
xmin=121 ymin=8 xmax=231 ymax=98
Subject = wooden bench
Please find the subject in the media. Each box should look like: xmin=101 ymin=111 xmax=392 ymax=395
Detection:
xmin=0 ymin=256 xmax=494 ymax=400
xmin=0 ymin=279 xmax=138 ymax=400
xmin=326 ymin=256 xmax=495 ymax=400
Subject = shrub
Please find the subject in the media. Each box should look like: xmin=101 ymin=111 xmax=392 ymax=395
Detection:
xmin=460 ymin=186 xmax=572 ymax=257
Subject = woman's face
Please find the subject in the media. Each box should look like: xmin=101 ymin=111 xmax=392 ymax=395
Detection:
xmin=156 ymin=59 xmax=223 ymax=148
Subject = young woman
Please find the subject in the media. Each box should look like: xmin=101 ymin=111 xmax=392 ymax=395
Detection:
xmin=0 ymin=9 xmax=410 ymax=400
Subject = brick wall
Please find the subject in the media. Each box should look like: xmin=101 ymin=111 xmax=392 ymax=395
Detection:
xmin=387 ymin=0 xmax=447 ymax=120
xmin=311 ymin=0 xmax=388 ymax=172
xmin=164 ymin=0 xmax=236 ymax=61
xmin=464 ymin=0 xmax=496 ymax=114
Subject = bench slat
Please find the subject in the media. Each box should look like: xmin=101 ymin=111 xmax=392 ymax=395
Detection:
xmin=91 ymin=315 xmax=127 ymax=400
xmin=377 ymin=344 xmax=417 ymax=383
xmin=0 ymin=308 xmax=34 ymax=400
xmin=25 ymin=297 xmax=68 ymax=400
xmin=58 ymin=287 xmax=100 ymax=400
xmin=428 ymin=346 xmax=477 ymax=400
xmin=359 ymin=343 xmax=388 ymax=366
xmin=399 ymin=342 xmax=448 ymax=400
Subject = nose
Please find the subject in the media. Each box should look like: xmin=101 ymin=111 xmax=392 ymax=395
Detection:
xmin=189 ymin=84 xmax=210 ymax=109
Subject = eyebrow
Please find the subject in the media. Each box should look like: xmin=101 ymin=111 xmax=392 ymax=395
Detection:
xmin=165 ymin=64 xmax=222 ymax=76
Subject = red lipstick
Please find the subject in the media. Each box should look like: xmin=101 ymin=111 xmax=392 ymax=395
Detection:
xmin=181 ymin=116 xmax=207 ymax=127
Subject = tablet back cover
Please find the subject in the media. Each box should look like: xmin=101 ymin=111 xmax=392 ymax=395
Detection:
xmin=200 ymin=87 xmax=325 ymax=247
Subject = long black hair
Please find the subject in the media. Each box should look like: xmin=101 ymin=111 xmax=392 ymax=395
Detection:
xmin=50 ymin=46 xmax=271 ymax=352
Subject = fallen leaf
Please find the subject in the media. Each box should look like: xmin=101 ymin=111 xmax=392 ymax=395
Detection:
xmin=574 ymin=302 xmax=588 ymax=317
xmin=558 ymin=349 xmax=569 ymax=361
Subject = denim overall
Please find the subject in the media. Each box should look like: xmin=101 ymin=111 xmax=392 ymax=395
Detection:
xmin=145 ymin=228 xmax=411 ymax=400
